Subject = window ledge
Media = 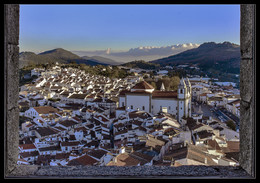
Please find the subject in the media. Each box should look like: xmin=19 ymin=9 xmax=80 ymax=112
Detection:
xmin=6 ymin=165 xmax=252 ymax=178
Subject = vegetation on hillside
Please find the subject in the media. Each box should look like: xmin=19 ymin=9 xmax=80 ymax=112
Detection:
xmin=146 ymin=76 xmax=180 ymax=91
xmin=150 ymin=42 xmax=240 ymax=74
xmin=122 ymin=60 xmax=160 ymax=70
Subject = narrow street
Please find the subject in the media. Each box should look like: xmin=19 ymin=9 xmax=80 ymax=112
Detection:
xmin=192 ymin=101 xmax=240 ymax=130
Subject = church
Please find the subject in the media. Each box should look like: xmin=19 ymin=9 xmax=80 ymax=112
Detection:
xmin=118 ymin=78 xmax=192 ymax=123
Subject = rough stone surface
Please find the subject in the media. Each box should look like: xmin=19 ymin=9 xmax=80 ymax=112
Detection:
xmin=4 ymin=4 xmax=20 ymax=176
xmin=6 ymin=44 xmax=19 ymax=111
xmin=4 ymin=4 xmax=19 ymax=45
xmin=240 ymin=5 xmax=254 ymax=59
xmin=239 ymin=4 xmax=256 ymax=177
xmin=240 ymin=59 xmax=253 ymax=103
xmin=8 ymin=165 xmax=250 ymax=178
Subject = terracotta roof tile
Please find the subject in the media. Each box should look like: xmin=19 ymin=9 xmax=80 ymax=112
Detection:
xmin=110 ymin=153 xmax=140 ymax=166
xmin=67 ymin=154 xmax=98 ymax=166
xmin=33 ymin=106 xmax=59 ymax=114
xmin=19 ymin=144 xmax=36 ymax=150
xmin=60 ymin=141 xmax=80 ymax=147
xmin=132 ymin=81 xmax=154 ymax=90
xmin=152 ymin=90 xmax=178 ymax=98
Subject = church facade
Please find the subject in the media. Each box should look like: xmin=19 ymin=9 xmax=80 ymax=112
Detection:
xmin=118 ymin=78 xmax=192 ymax=123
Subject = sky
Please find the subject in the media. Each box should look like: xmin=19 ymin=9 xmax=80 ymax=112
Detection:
xmin=19 ymin=4 xmax=240 ymax=53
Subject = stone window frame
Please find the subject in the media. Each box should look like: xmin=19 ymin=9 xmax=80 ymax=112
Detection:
xmin=4 ymin=4 xmax=255 ymax=178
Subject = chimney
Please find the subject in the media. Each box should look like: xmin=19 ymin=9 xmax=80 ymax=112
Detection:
xmin=204 ymin=157 xmax=208 ymax=165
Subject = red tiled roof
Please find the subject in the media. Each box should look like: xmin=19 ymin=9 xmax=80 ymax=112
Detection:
xmin=126 ymin=90 xmax=151 ymax=95
xmin=33 ymin=106 xmax=59 ymax=114
xmin=132 ymin=81 xmax=154 ymax=90
xmin=87 ymin=149 xmax=107 ymax=159
xmin=35 ymin=127 xmax=58 ymax=137
xmin=68 ymin=93 xmax=88 ymax=99
xmin=108 ymin=153 xmax=140 ymax=166
xmin=19 ymin=144 xmax=36 ymax=150
xmin=226 ymin=141 xmax=240 ymax=152
xmin=58 ymin=120 xmax=78 ymax=127
xmin=152 ymin=90 xmax=178 ymax=98
xmin=60 ymin=141 xmax=80 ymax=147
xmin=118 ymin=90 xmax=129 ymax=96
xmin=67 ymin=154 xmax=98 ymax=166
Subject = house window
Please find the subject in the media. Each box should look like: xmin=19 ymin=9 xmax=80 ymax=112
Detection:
xmin=122 ymin=102 xmax=124 ymax=106
xmin=131 ymin=105 xmax=133 ymax=109
xmin=180 ymin=89 xmax=183 ymax=94
xmin=142 ymin=106 xmax=145 ymax=110
xmin=168 ymin=106 xmax=171 ymax=110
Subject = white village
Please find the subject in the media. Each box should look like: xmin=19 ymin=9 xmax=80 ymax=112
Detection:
xmin=18 ymin=63 xmax=240 ymax=167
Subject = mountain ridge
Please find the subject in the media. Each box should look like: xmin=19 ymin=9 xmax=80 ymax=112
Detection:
xmin=19 ymin=48 xmax=109 ymax=68
xmin=150 ymin=41 xmax=240 ymax=73
xmin=72 ymin=43 xmax=200 ymax=63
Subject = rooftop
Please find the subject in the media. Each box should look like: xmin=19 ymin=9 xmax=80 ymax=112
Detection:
xmin=33 ymin=106 xmax=59 ymax=114
xmin=132 ymin=81 xmax=154 ymax=90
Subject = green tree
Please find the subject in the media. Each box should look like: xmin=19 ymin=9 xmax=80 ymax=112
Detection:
xmin=169 ymin=76 xmax=180 ymax=91
xmin=226 ymin=120 xmax=236 ymax=131
xmin=150 ymin=82 xmax=157 ymax=90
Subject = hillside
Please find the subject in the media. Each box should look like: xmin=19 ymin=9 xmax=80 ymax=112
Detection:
xmin=150 ymin=42 xmax=241 ymax=74
xmin=81 ymin=55 xmax=119 ymax=65
xmin=19 ymin=48 xmax=108 ymax=68
xmin=121 ymin=60 xmax=160 ymax=70
xmin=38 ymin=48 xmax=81 ymax=61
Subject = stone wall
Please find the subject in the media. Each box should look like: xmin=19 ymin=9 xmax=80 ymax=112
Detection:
xmin=239 ymin=4 xmax=256 ymax=177
xmin=4 ymin=4 xmax=255 ymax=178
xmin=4 ymin=4 xmax=20 ymax=175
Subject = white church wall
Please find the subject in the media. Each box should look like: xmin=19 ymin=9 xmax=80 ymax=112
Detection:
xmin=126 ymin=95 xmax=150 ymax=113
xmin=151 ymin=99 xmax=178 ymax=116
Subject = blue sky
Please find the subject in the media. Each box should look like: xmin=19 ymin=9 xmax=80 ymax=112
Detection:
xmin=19 ymin=4 xmax=240 ymax=53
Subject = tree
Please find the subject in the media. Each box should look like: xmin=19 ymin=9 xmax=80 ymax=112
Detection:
xmin=226 ymin=120 xmax=236 ymax=131
xmin=169 ymin=76 xmax=180 ymax=91
xmin=150 ymin=82 xmax=157 ymax=90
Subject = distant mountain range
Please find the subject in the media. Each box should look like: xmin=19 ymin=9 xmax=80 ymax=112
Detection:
xmin=72 ymin=43 xmax=200 ymax=63
xmin=19 ymin=48 xmax=110 ymax=68
xmin=150 ymin=41 xmax=241 ymax=74
xmin=20 ymin=41 xmax=240 ymax=74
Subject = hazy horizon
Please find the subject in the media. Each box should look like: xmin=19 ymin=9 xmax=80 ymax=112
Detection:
xmin=20 ymin=5 xmax=240 ymax=54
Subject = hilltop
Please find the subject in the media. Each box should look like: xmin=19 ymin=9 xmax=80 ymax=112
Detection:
xmin=19 ymin=48 xmax=108 ymax=68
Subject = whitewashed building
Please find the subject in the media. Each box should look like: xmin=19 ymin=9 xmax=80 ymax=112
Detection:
xmin=118 ymin=79 xmax=192 ymax=125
